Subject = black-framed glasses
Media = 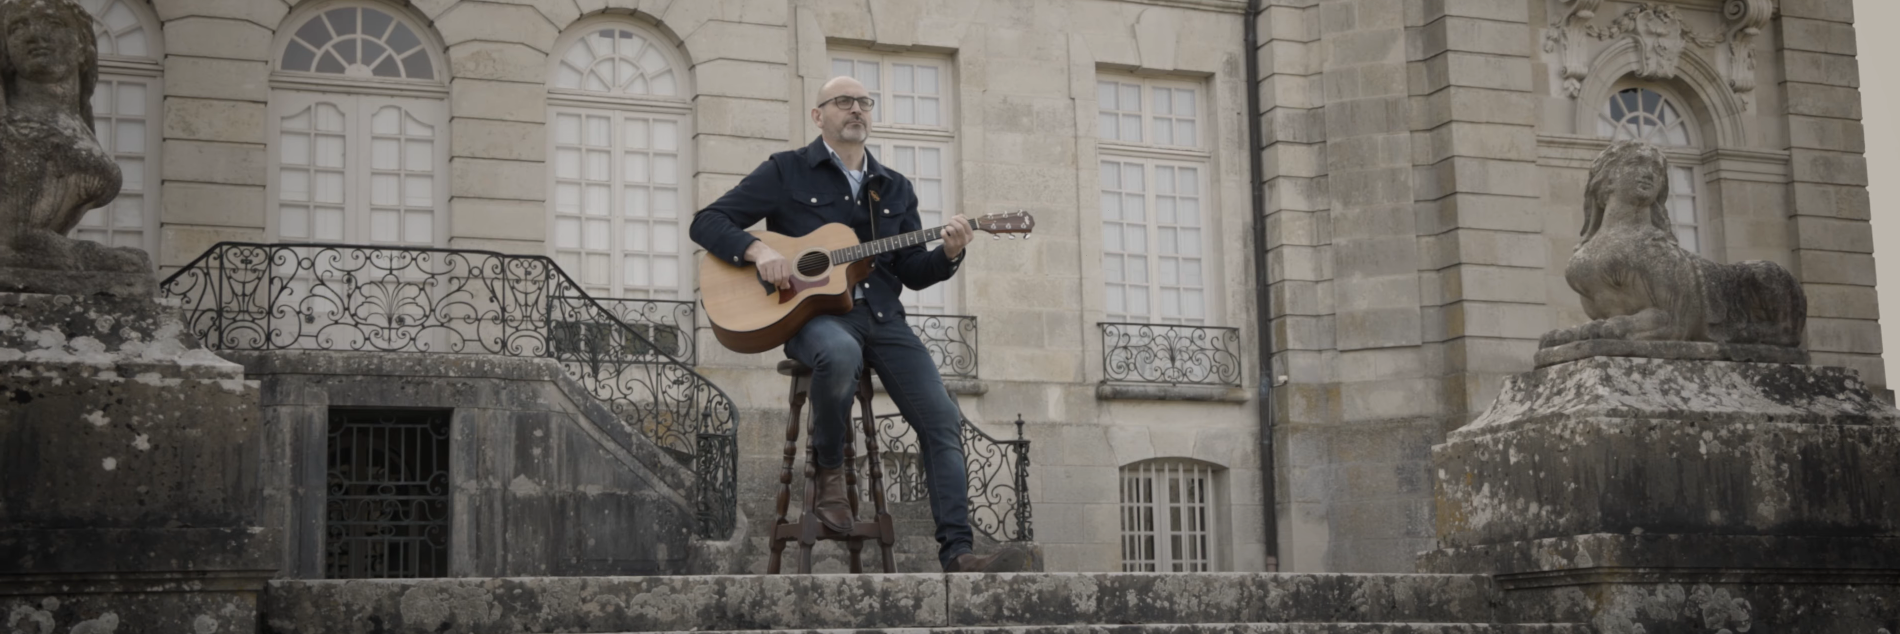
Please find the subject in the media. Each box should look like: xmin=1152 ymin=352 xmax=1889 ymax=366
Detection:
xmin=822 ymin=95 xmax=876 ymax=111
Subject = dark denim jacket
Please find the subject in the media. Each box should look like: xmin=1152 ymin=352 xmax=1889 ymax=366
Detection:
xmin=690 ymin=136 xmax=963 ymax=325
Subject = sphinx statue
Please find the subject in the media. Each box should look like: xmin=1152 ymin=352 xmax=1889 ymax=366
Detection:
xmin=0 ymin=0 xmax=152 ymax=295
xmin=1539 ymin=141 xmax=1806 ymax=353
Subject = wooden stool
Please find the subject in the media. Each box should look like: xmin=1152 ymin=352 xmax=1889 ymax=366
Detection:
xmin=768 ymin=357 xmax=897 ymax=574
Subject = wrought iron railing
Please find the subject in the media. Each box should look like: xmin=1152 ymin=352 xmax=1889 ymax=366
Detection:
xmin=1099 ymin=322 xmax=1243 ymax=387
xmin=905 ymin=313 xmax=978 ymax=379
xmin=160 ymin=243 xmax=738 ymax=537
xmin=875 ymin=412 xmax=1031 ymax=542
xmin=590 ymin=297 xmax=698 ymax=366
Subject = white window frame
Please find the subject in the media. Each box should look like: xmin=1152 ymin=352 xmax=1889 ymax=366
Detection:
xmin=1120 ymin=459 xmax=1224 ymax=572
xmin=1598 ymin=84 xmax=1707 ymax=255
xmin=267 ymin=1 xmax=449 ymax=247
xmin=77 ymin=0 xmax=164 ymax=262
xmin=829 ymin=50 xmax=961 ymax=315
xmin=1097 ymin=75 xmax=1214 ymax=325
xmin=828 ymin=51 xmax=954 ymax=133
xmin=547 ymin=20 xmax=696 ymax=300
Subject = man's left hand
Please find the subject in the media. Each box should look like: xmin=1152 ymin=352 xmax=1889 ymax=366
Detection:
xmin=943 ymin=214 xmax=972 ymax=260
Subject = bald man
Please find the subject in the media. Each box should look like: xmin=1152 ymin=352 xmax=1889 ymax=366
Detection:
xmin=690 ymin=77 xmax=1027 ymax=572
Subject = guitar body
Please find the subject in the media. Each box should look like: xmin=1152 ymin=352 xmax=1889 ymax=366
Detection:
xmin=699 ymin=223 xmax=872 ymax=353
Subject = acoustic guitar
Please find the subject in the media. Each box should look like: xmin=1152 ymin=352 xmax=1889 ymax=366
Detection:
xmin=699 ymin=211 xmax=1035 ymax=353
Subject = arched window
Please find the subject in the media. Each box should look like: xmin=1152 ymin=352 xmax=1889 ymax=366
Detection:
xmin=547 ymin=22 xmax=692 ymax=299
xmin=1598 ymin=87 xmax=1703 ymax=253
xmin=75 ymin=0 xmax=163 ymax=260
xmin=1120 ymin=458 xmax=1223 ymax=572
xmin=269 ymin=2 xmax=446 ymax=245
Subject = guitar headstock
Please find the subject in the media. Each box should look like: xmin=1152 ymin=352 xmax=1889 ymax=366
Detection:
xmin=973 ymin=211 xmax=1035 ymax=239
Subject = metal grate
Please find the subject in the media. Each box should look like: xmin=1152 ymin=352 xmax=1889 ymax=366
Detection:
xmin=325 ymin=409 xmax=451 ymax=579
xmin=1120 ymin=459 xmax=1216 ymax=572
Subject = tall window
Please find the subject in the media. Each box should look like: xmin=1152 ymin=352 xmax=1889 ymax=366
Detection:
xmin=1598 ymin=87 xmax=1703 ymax=253
xmin=270 ymin=3 xmax=446 ymax=245
xmin=1121 ymin=459 xmax=1220 ymax=572
xmin=830 ymin=52 xmax=957 ymax=315
xmin=548 ymin=24 xmax=691 ymax=299
xmin=1098 ymin=76 xmax=1209 ymax=324
xmin=76 ymin=0 xmax=163 ymax=259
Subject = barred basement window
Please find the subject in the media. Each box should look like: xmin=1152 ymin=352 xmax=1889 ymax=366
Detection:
xmin=325 ymin=409 xmax=451 ymax=579
xmin=1121 ymin=459 xmax=1220 ymax=572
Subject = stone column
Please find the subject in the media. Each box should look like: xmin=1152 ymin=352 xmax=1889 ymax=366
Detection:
xmin=152 ymin=2 xmax=279 ymax=269
xmin=1779 ymin=1 xmax=1886 ymax=391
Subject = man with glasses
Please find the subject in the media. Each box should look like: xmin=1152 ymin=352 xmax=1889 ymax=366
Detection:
xmin=691 ymin=76 xmax=1028 ymax=572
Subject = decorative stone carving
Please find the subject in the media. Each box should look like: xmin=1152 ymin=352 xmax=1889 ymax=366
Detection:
xmin=1723 ymin=0 xmax=1775 ymax=107
xmin=0 ymin=0 xmax=152 ymax=296
xmin=1544 ymin=0 xmax=1605 ymax=98
xmin=1587 ymin=3 xmax=1725 ymax=81
xmin=1540 ymin=141 xmax=1806 ymax=351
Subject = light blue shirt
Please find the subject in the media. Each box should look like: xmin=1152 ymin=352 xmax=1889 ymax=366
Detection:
xmin=822 ymin=139 xmax=866 ymax=197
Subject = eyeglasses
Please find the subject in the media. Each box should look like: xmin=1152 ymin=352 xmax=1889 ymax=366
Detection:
xmin=822 ymin=95 xmax=877 ymax=111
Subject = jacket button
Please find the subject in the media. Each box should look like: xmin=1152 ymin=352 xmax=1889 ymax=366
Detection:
xmin=810 ymin=197 xmax=817 ymax=203
xmin=883 ymin=209 xmax=890 ymax=215
xmin=876 ymin=312 xmax=883 ymax=318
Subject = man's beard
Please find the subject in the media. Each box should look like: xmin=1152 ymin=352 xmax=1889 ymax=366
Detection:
xmin=839 ymin=122 xmax=868 ymax=142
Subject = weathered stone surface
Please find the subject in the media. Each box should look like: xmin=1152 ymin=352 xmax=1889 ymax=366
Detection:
xmin=0 ymin=0 xmax=151 ymax=294
xmin=226 ymin=350 xmax=699 ymax=578
xmin=1423 ymin=534 xmax=1900 ymax=633
xmin=261 ymin=572 xmax=1518 ymax=634
xmin=1426 ymin=350 xmax=1900 ymax=632
xmin=1532 ymin=339 xmax=1810 ymax=368
xmin=1437 ymin=357 xmax=1900 ymax=547
xmin=0 ymin=580 xmax=266 ymax=634
xmin=1543 ymin=142 xmax=1805 ymax=350
xmin=0 ymin=292 xmax=273 ymax=629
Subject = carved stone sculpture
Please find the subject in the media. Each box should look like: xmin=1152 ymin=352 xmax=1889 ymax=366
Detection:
xmin=1540 ymin=141 xmax=1805 ymax=353
xmin=0 ymin=0 xmax=152 ymax=295
xmin=1723 ymin=0 xmax=1774 ymax=107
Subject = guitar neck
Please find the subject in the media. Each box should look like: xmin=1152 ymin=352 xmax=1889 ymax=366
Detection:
xmin=830 ymin=226 xmax=948 ymax=264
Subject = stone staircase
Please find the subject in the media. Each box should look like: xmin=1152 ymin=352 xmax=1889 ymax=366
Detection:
xmin=261 ymin=572 xmax=1590 ymax=633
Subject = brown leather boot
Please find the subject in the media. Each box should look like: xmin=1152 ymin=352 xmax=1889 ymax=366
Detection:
xmin=811 ymin=466 xmax=854 ymax=533
xmin=943 ymin=546 xmax=1031 ymax=573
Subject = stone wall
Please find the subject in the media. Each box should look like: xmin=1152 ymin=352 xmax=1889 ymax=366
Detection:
xmin=226 ymin=350 xmax=699 ymax=577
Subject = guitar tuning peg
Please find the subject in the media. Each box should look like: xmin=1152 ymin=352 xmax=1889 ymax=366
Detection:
xmin=992 ymin=234 xmax=1002 ymax=240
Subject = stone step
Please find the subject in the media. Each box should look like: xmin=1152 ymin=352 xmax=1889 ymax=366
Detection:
xmin=669 ymin=625 xmax=1590 ymax=634
xmin=264 ymin=572 xmax=1535 ymax=634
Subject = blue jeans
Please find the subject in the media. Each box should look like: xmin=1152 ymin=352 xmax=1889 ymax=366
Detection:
xmin=783 ymin=302 xmax=973 ymax=566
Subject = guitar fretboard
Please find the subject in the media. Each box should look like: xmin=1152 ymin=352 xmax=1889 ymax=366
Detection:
xmin=830 ymin=226 xmax=948 ymax=264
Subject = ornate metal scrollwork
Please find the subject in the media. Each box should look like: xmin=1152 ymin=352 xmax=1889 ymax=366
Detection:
xmin=874 ymin=411 xmax=1033 ymax=543
xmin=1099 ymin=322 xmax=1243 ymax=387
xmin=906 ymin=313 xmax=979 ymax=379
xmin=162 ymin=242 xmax=739 ymax=538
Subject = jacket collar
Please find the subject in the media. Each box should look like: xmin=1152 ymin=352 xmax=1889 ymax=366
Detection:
xmin=800 ymin=136 xmax=892 ymax=184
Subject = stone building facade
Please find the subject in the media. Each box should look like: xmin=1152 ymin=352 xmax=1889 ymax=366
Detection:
xmin=73 ymin=0 xmax=1878 ymax=574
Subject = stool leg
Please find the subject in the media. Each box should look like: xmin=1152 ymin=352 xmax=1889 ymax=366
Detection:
xmin=859 ymin=369 xmax=898 ymax=573
xmin=797 ymin=386 xmax=822 ymax=575
xmin=768 ymin=375 xmax=810 ymax=575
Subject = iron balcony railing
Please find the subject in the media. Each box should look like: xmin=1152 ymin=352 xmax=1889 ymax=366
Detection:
xmin=905 ymin=313 xmax=978 ymax=379
xmin=875 ymin=412 xmax=1032 ymax=543
xmin=590 ymin=296 xmax=698 ymax=366
xmin=160 ymin=243 xmax=738 ymax=538
xmin=1099 ymin=322 xmax=1243 ymax=387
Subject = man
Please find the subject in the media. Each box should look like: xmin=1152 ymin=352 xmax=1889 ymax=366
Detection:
xmin=690 ymin=76 xmax=1027 ymax=573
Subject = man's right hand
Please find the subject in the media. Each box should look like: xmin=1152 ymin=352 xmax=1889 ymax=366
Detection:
xmin=746 ymin=241 xmax=792 ymax=290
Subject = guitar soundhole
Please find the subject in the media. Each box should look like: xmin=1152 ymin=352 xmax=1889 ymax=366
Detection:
xmin=795 ymin=250 xmax=831 ymax=277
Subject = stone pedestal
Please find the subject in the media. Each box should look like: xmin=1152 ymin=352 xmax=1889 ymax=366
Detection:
xmin=1420 ymin=349 xmax=1900 ymax=633
xmin=0 ymin=292 xmax=276 ymax=633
